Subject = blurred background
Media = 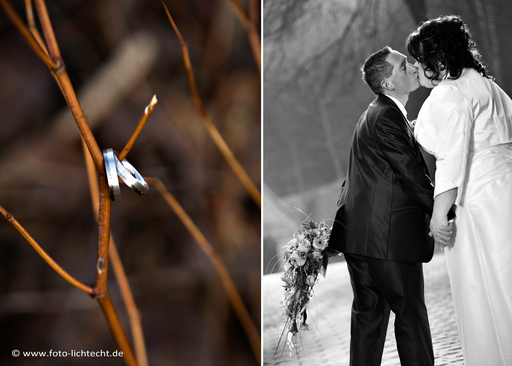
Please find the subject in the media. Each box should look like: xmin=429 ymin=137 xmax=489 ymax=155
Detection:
xmin=263 ymin=0 xmax=512 ymax=274
xmin=0 ymin=1 xmax=260 ymax=365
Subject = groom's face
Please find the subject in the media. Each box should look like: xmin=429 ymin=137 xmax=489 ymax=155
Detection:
xmin=384 ymin=50 xmax=419 ymax=94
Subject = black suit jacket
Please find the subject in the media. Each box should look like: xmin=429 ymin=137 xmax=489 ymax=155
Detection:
xmin=329 ymin=94 xmax=436 ymax=263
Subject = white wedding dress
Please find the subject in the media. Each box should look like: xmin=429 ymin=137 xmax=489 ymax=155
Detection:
xmin=415 ymin=68 xmax=512 ymax=366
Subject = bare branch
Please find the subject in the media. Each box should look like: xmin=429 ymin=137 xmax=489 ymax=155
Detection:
xmin=0 ymin=205 xmax=93 ymax=295
xmin=33 ymin=0 xmax=62 ymax=61
xmin=91 ymin=175 xmax=111 ymax=298
xmin=0 ymin=0 xmax=57 ymax=69
xmin=227 ymin=0 xmax=261 ymax=73
xmin=146 ymin=177 xmax=261 ymax=364
xmin=82 ymin=141 xmax=149 ymax=366
xmin=97 ymin=294 xmax=139 ymax=366
xmin=30 ymin=0 xmax=104 ymax=172
xmin=161 ymin=0 xmax=261 ymax=208
xmin=109 ymin=239 xmax=148 ymax=366
xmin=24 ymin=0 xmax=48 ymax=54
xmin=249 ymin=0 xmax=259 ymax=28
xmin=119 ymin=95 xmax=158 ymax=162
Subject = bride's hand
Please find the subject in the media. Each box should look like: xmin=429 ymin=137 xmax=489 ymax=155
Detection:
xmin=429 ymin=215 xmax=453 ymax=247
xmin=429 ymin=188 xmax=458 ymax=247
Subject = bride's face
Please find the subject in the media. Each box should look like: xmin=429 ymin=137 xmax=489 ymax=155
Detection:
xmin=414 ymin=61 xmax=438 ymax=89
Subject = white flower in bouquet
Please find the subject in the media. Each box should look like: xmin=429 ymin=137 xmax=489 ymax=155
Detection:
xmin=283 ymin=261 xmax=292 ymax=273
xmin=289 ymin=251 xmax=306 ymax=266
xmin=312 ymin=237 xmax=327 ymax=250
xmin=280 ymin=217 xmax=336 ymax=356
xmin=297 ymin=239 xmax=310 ymax=253
xmin=312 ymin=250 xmax=323 ymax=260
xmin=306 ymin=274 xmax=316 ymax=286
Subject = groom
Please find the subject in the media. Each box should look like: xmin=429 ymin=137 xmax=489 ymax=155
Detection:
xmin=328 ymin=46 xmax=453 ymax=366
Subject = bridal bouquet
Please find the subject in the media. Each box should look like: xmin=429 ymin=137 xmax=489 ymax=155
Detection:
xmin=280 ymin=218 xmax=333 ymax=354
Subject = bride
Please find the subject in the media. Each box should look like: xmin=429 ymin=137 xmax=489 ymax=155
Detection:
xmin=406 ymin=15 xmax=512 ymax=365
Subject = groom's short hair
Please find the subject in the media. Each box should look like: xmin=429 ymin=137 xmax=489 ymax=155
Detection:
xmin=362 ymin=46 xmax=393 ymax=95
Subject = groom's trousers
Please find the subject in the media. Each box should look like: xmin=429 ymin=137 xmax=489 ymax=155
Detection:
xmin=344 ymin=253 xmax=434 ymax=366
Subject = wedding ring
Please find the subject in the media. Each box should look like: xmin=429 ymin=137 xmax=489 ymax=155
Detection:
xmin=114 ymin=153 xmax=149 ymax=195
xmin=103 ymin=148 xmax=122 ymax=201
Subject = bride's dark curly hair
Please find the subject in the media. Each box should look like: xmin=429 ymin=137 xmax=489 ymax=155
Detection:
xmin=406 ymin=15 xmax=491 ymax=81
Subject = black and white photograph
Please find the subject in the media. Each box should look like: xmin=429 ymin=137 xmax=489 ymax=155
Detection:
xmin=263 ymin=0 xmax=512 ymax=365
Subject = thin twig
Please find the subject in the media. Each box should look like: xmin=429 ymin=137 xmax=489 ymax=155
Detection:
xmin=98 ymin=293 xmax=139 ymax=366
xmin=118 ymin=95 xmax=158 ymax=162
xmin=87 ymin=150 xmax=139 ymax=366
xmin=146 ymin=177 xmax=261 ymax=364
xmin=24 ymin=0 xmax=47 ymax=53
xmin=249 ymin=0 xmax=258 ymax=29
xmin=92 ymin=175 xmax=111 ymax=298
xmin=0 ymin=0 xmax=104 ymax=172
xmin=227 ymin=0 xmax=261 ymax=72
xmin=160 ymin=1 xmax=261 ymax=208
xmin=83 ymin=138 xmax=101 ymax=210
xmin=30 ymin=0 xmax=105 ymax=172
xmin=3 ymin=2 xmax=140 ymax=365
xmin=109 ymin=239 xmax=149 ymax=366
xmin=0 ymin=205 xmax=93 ymax=295
xmin=82 ymin=141 xmax=149 ymax=366
xmin=91 ymin=176 xmax=139 ymax=366
xmin=33 ymin=0 xmax=61 ymax=61
xmin=29 ymin=0 xmax=109 ymax=295
xmin=0 ymin=0 xmax=57 ymax=69
xmin=23 ymin=0 xmax=69 ymax=100
xmin=55 ymin=74 xmax=105 ymax=173
xmin=24 ymin=0 xmax=35 ymax=26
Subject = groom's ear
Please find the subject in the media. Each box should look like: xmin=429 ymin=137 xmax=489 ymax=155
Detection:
xmin=381 ymin=79 xmax=395 ymax=92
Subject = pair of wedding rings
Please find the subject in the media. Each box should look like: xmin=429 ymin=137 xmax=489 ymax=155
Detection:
xmin=103 ymin=148 xmax=149 ymax=201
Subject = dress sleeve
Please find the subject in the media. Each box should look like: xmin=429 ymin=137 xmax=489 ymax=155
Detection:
xmin=429 ymin=85 xmax=473 ymax=205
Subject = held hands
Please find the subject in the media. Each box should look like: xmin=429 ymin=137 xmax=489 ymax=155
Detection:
xmin=428 ymin=214 xmax=454 ymax=248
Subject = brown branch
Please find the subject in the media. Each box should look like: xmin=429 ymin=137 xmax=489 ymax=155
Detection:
xmin=4 ymin=2 xmax=140 ymax=365
xmin=1 ymin=0 xmax=104 ymax=172
xmin=27 ymin=0 xmax=104 ymax=172
xmin=0 ymin=205 xmax=93 ymax=295
xmin=118 ymin=95 xmax=158 ymax=162
xmin=33 ymin=0 xmax=61 ymax=61
xmin=0 ymin=0 xmax=57 ymax=69
xmin=227 ymin=0 xmax=261 ymax=72
xmin=83 ymin=138 xmax=101 ymax=210
xmin=160 ymin=1 xmax=261 ymax=208
xmin=146 ymin=177 xmax=261 ymax=364
xmin=249 ymin=0 xmax=259 ymax=29
xmin=84 ymin=153 xmax=139 ymax=366
xmin=83 ymin=141 xmax=149 ymax=366
xmin=0 ymin=189 xmax=136 ymax=366
xmin=23 ymin=0 xmax=70 ymax=102
xmin=98 ymin=294 xmax=139 ymax=366
xmin=24 ymin=0 xmax=35 ymax=25
xmin=24 ymin=0 xmax=48 ymax=53
xmin=55 ymin=71 xmax=105 ymax=173
xmin=246 ymin=26 xmax=261 ymax=74
xmin=109 ymin=238 xmax=148 ymax=366
xmin=92 ymin=175 xmax=111 ymax=298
